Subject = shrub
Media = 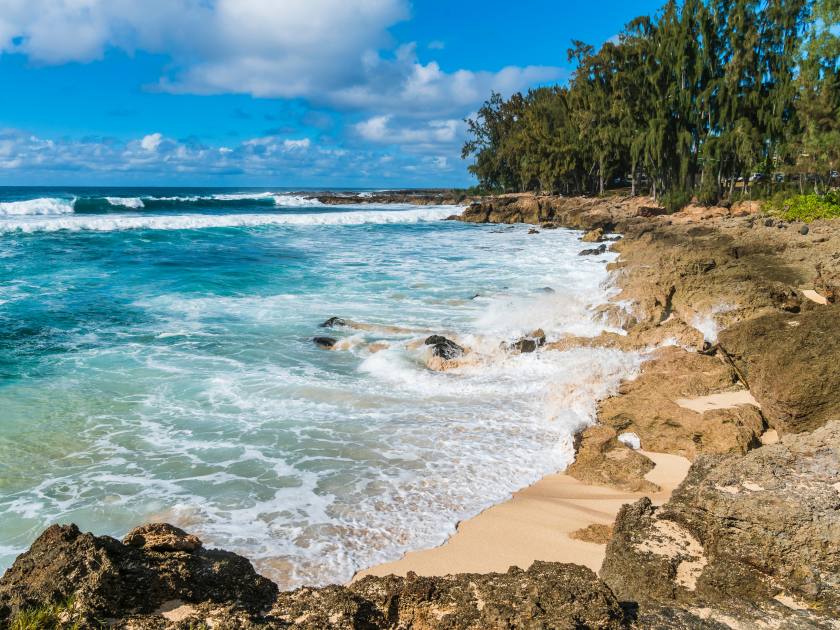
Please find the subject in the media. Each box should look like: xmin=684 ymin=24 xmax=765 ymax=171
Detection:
xmin=661 ymin=190 xmax=692 ymax=214
xmin=767 ymin=192 xmax=840 ymax=222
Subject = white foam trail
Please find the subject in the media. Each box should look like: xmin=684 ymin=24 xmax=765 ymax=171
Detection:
xmin=0 ymin=206 xmax=460 ymax=234
xmin=271 ymin=194 xmax=325 ymax=207
xmin=0 ymin=197 xmax=75 ymax=216
xmin=106 ymin=197 xmax=145 ymax=209
xmin=210 ymin=192 xmax=276 ymax=201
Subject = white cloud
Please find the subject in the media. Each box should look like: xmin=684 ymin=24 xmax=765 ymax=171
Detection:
xmin=140 ymin=133 xmax=163 ymax=152
xmin=355 ymin=115 xmax=461 ymax=146
xmin=283 ymin=138 xmax=311 ymax=150
xmin=0 ymin=1 xmax=562 ymax=116
xmin=428 ymin=40 xmax=445 ymax=50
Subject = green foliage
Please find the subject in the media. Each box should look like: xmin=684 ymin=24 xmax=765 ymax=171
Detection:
xmin=661 ymin=190 xmax=693 ymax=214
xmin=9 ymin=599 xmax=83 ymax=630
xmin=461 ymin=0 xmax=832 ymax=204
xmin=768 ymin=191 xmax=840 ymax=222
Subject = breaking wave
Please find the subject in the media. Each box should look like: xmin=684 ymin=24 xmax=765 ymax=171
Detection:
xmin=0 ymin=206 xmax=459 ymax=233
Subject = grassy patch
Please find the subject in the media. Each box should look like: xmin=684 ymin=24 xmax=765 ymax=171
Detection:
xmin=9 ymin=599 xmax=83 ymax=630
xmin=768 ymin=191 xmax=840 ymax=222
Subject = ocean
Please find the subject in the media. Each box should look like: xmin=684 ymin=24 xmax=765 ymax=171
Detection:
xmin=0 ymin=187 xmax=638 ymax=588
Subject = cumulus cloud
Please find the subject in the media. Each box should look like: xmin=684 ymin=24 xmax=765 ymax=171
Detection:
xmin=140 ymin=133 xmax=163 ymax=152
xmin=0 ymin=128 xmax=466 ymax=185
xmin=0 ymin=0 xmax=562 ymax=115
xmin=355 ymin=115 xmax=461 ymax=148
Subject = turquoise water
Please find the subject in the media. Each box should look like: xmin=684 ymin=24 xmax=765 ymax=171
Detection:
xmin=0 ymin=188 xmax=637 ymax=587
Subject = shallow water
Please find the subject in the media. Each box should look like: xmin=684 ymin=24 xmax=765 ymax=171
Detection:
xmin=0 ymin=188 xmax=637 ymax=587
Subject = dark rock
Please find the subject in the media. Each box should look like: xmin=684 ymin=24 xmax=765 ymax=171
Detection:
xmin=503 ymin=329 xmax=546 ymax=354
xmin=537 ymin=286 xmax=556 ymax=293
xmin=512 ymin=338 xmax=537 ymax=353
xmin=313 ymin=336 xmax=337 ymax=349
xmin=0 ymin=523 xmax=277 ymax=625
xmin=638 ymin=206 xmax=669 ymax=217
xmin=274 ymin=562 xmax=627 ymax=629
xmin=424 ymin=335 xmax=464 ymax=360
xmin=319 ymin=317 xmax=346 ymax=328
xmin=765 ymin=218 xmax=775 ymax=227
xmin=601 ymin=422 xmax=840 ymax=625
xmin=718 ymin=305 xmax=840 ymax=433
xmin=541 ymin=222 xmax=559 ymax=229
xmin=799 ymin=225 xmax=810 ymax=235
xmin=580 ymin=244 xmax=608 ymax=256
xmin=528 ymin=228 xmax=540 ymax=234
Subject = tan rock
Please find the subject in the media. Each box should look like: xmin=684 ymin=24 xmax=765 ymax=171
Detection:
xmin=597 ymin=347 xmax=765 ymax=459
xmin=566 ymin=425 xmax=659 ymax=492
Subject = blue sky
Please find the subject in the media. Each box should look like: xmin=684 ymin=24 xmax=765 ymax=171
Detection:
xmin=0 ymin=0 xmax=663 ymax=187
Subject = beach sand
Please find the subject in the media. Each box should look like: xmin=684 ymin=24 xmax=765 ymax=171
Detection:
xmin=355 ymin=450 xmax=690 ymax=579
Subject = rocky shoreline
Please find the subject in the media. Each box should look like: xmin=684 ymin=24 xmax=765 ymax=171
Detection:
xmin=1 ymin=193 xmax=838 ymax=629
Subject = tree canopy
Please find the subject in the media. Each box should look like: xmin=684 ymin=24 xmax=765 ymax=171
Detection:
xmin=462 ymin=0 xmax=839 ymax=204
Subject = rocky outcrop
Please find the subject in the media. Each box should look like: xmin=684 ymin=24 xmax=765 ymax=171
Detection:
xmin=601 ymin=421 xmax=840 ymax=627
xmin=566 ymin=426 xmax=659 ymax=492
xmin=718 ymin=304 xmax=840 ymax=433
xmin=596 ymin=347 xmax=766 ymax=460
xmin=0 ymin=523 xmax=277 ymax=625
xmin=274 ymin=562 xmax=626 ymax=629
xmin=0 ymin=532 xmax=628 ymax=629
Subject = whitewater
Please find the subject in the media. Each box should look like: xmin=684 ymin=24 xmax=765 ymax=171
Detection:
xmin=0 ymin=187 xmax=637 ymax=588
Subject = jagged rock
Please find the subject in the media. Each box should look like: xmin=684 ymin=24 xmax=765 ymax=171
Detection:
xmin=601 ymin=422 xmax=840 ymax=625
xmin=718 ymin=305 xmax=840 ymax=433
xmin=313 ymin=336 xmax=337 ymax=349
xmin=0 ymin=523 xmax=277 ymax=625
xmin=424 ymin=335 xmax=464 ymax=360
xmin=123 ymin=523 xmax=201 ymax=553
xmin=528 ymin=228 xmax=540 ymax=234
xmin=273 ymin=562 xmax=627 ymax=629
xmin=638 ymin=206 xmax=669 ymax=217
xmin=320 ymin=317 xmax=346 ymax=328
xmin=579 ymin=244 xmax=608 ymax=256
xmin=597 ymin=347 xmax=765 ymax=459
xmin=502 ymin=329 xmax=546 ymax=354
xmin=582 ymin=228 xmax=605 ymax=242
xmin=566 ymin=425 xmax=659 ymax=492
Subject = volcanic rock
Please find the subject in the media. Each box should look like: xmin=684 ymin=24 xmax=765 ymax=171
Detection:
xmin=718 ymin=304 xmax=840 ymax=433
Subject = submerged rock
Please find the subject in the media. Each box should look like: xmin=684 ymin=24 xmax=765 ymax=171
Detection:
xmin=319 ymin=317 xmax=346 ymax=328
xmin=424 ymin=335 xmax=464 ymax=360
xmin=313 ymin=336 xmax=337 ymax=349
xmin=579 ymin=244 xmax=608 ymax=256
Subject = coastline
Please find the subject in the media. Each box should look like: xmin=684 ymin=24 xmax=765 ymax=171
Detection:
xmin=354 ymin=450 xmax=690 ymax=579
xmin=1 ymin=191 xmax=838 ymax=629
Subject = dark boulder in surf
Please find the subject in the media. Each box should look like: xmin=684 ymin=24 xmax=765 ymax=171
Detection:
xmin=320 ymin=317 xmax=346 ymax=328
xmin=313 ymin=337 xmax=337 ymax=349
xmin=579 ymin=244 xmax=608 ymax=256
xmin=424 ymin=336 xmax=464 ymax=360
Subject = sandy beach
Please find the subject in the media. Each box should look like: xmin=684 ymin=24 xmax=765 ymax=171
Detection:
xmin=355 ymin=449 xmax=690 ymax=579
